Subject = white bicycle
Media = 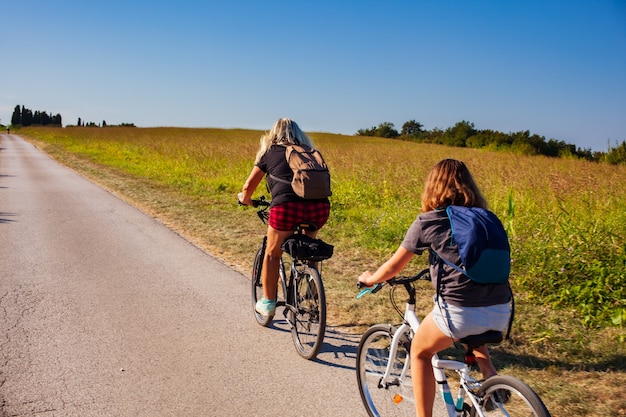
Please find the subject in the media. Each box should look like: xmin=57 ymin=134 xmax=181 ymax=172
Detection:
xmin=356 ymin=269 xmax=551 ymax=417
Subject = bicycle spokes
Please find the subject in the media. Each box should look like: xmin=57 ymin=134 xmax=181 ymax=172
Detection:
xmin=289 ymin=267 xmax=326 ymax=360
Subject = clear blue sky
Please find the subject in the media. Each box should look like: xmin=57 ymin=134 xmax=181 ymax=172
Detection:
xmin=2 ymin=0 xmax=625 ymax=151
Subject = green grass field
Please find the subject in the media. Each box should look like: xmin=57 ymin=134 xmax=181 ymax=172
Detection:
xmin=18 ymin=126 xmax=626 ymax=416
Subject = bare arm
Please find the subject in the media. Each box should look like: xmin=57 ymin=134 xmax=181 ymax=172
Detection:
xmin=358 ymin=246 xmax=415 ymax=287
xmin=238 ymin=166 xmax=265 ymax=205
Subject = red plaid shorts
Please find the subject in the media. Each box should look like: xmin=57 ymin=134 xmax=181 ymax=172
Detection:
xmin=269 ymin=201 xmax=331 ymax=231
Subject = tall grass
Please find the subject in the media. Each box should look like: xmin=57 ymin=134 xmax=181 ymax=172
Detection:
xmin=21 ymin=126 xmax=626 ymax=329
xmin=18 ymin=126 xmax=626 ymax=415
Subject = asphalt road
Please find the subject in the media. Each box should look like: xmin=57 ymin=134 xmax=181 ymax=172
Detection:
xmin=0 ymin=134 xmax=366 ymax=417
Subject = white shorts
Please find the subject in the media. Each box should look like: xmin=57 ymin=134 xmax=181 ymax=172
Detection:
xmin=431 ymin=296 xmax=511 ymax=340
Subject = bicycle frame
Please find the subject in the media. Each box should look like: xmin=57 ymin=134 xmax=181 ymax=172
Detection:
xmin=277 ymin=257 xmax=298 ymax=326
xmin=431 ymin=355 xmax=481 ymax=416
xmin=378 ymin=306 xmax=418 ymax=387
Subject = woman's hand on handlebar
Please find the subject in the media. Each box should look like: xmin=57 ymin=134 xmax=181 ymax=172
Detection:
xmin=238 ymin=192 xmax=252 ymax=206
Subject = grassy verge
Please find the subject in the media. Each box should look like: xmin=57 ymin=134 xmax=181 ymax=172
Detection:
xmin=16 ymin=126 xmax=626 ymax=416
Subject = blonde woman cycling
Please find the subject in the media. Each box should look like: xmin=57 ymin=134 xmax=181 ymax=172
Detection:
xmin=239 ymin=118 xmax=331 ymax=316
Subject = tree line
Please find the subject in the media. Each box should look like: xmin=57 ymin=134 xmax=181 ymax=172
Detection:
xmin=357 ymin=120 xmax=626 ymax=165
xmin=11 ymin=105 xmax=62 ymax=127
xmin=9 ymin=104 xmax=135 ymax=129
xmin=73 ymin=117 xmax=135 ymax=128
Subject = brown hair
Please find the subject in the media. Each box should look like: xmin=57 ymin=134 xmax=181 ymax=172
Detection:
xmin=421 ymin=159 xmax=487 ymax=212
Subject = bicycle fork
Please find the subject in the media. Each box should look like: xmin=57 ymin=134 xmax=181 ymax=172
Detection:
xmin=278 ymin=260 xmax=294 ymax=328
xmin=379 ymin=303 xmax=420 ymax=389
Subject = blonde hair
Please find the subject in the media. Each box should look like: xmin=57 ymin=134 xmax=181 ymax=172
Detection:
xmin=421 ymin=159 xmax=487 ymax=212
xmin=254 ymin=118 xmax=314 ymax=163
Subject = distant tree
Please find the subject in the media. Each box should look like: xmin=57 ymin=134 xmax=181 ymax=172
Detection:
xmin=21 ymin=106 xmax=33 ymax=126
xmin=466 ymin=132 xmax=489 ymax=148
xmin=356 ymin=118 xmax=614 ymax=164
xmin=356 ymin=122 xmax=399 ymax=138
xmin=33 ymin=110 xmax=49 ymax=125
xmin=401 ymin=120 xmax=424 ymax=138
xmin=576 ymin=147 xmax=594 ymax=161
xmin=422 ymin=127 xmax=445 ymax=144
xmin=102 ymin=120 xmax=107 ymax=127
xmin=443 ymin=120 xmax=476 ymax=147
xmin=356 ymin=126 xmax=376 ymax=136
xmin=10 ymin=105 xmax=61 ymax=127
xmin=11 ymin=105 xmax=21 ymax=125
xmin=544 ymin=138 xmax=566 ymax=157
xmin=77 ymin=117 xmax=82 ymax=127
xmin=376 ymin=122 xmax=399 ymax=138
xmin=596 ymin=139 xmax=626 ymax=163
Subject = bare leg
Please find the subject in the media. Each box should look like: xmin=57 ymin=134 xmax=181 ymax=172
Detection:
xmin=410 ymin=313 xmax=454 ymax=417
xmin=262 ymin=225 xmax=292 ymax=300
xmin=474 ymin=344 xmax=498 ymax=379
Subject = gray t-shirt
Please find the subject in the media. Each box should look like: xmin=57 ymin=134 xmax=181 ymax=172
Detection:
xmin=401 ymin=209 xmax=511 ymax=307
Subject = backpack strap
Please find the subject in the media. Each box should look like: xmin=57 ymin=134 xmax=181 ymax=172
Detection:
xmin=268 ymin=174 xmax=290 ymax=185
xmin=505 ymin=288 xmax=514 ymax=340
xmin=267 ymin=144 xmax=293 ymax=185
xmin=429 ymin=248 xmax=466 ymax=276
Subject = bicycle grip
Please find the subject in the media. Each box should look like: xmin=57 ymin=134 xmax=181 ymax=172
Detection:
xmin=356 ymin=283 xmax=383 ymax=299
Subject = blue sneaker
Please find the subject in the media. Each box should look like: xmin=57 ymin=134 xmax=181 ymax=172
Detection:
xmin=255 ymin=298 xmax=276 ymax=316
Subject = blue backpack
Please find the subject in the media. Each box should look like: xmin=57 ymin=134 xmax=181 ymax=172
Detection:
xmin=431 ymin=206 xmax=510 ymax=284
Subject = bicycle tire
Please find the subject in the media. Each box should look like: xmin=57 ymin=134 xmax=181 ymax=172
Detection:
xmin=251 ymin=243 xmax=273 ymax=327
xmin=356 ymin=324 xmax=415 ymax=417
xmin=288 ymin=265 xmax=326 ymax=360
xmin=470 ymin=374 xmax=551 ymax=417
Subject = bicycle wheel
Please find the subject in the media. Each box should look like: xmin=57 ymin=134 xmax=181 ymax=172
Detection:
xmin=288 ymin=265 xmax=326 ymax=360
xmin=251 ymin=243 xmax=273 ymax=327
xmin=471 ymin=374 xmax=551 ymax=417
xmin=356 ymin=324 xmax=415 ymax=417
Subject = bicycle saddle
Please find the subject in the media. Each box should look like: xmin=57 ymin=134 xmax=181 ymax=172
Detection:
xmin=293 ymin=222 xmax=318 ymax=232
xmin=459 ymin=330 xmax=503 ymax=348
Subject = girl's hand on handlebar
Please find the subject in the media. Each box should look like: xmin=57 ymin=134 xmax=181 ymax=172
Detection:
xmin=357 ymin=271 xmax=374 ymax=288
xmin=356 ymin=273 xmax=384 ymax=298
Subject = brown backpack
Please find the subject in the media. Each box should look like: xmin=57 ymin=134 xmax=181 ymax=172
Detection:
xmin=269 ymin=144 xmax=332 ymax=199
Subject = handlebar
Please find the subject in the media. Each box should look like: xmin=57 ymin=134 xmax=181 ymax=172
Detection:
xmin=238 ymin=194 xmax=271 ymax=224
xmin=356 ymin=268 xmax=430 ymax=299
xmin=237 ymin=193 xmax=271 ymax=208
xmin=251 ymin=198 xmax=271 ymax=208
xmin=356 ymin=283 xmax=384 ymax=299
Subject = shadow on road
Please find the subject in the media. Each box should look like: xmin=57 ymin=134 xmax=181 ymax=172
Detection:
xmin=266 ymin=319 xmax=360 ymax=370
xmin=0 ymin=212 xmax=18 ymax=223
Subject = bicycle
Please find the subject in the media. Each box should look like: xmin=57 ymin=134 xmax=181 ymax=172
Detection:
xmin=356 ymin=268 xmax=552 ymax=417
xmin=244 ymin=196 xmax=332 ymax=360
